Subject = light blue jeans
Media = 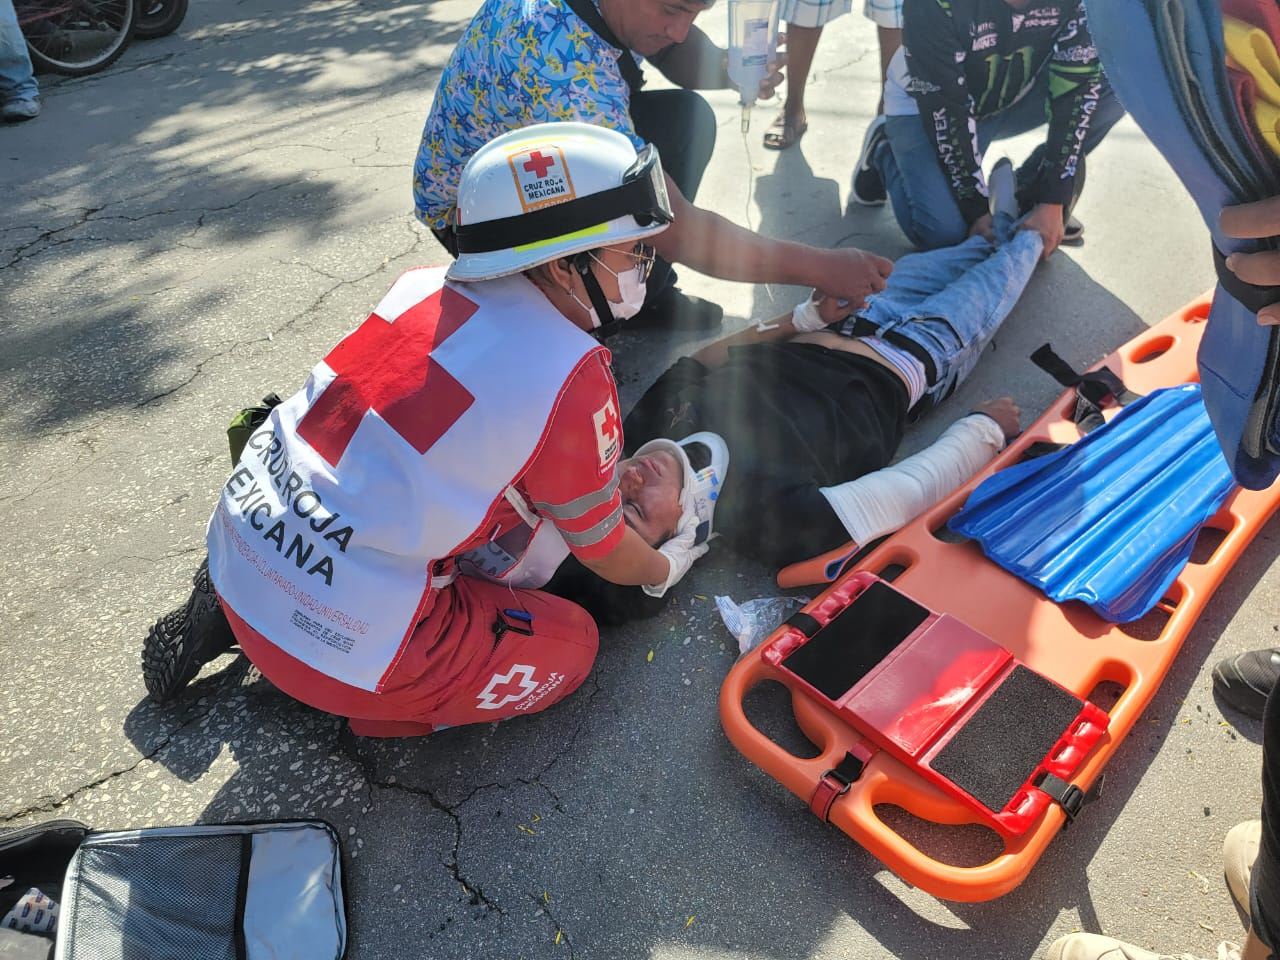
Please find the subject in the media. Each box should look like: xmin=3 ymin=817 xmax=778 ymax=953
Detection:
xmin=874 ymin=70 xmax=1124 ymax=250
xmin=841 ymin=216 xmax=1043 ymax=406
xmin=0 ymin=0 xmax=38 ymax=102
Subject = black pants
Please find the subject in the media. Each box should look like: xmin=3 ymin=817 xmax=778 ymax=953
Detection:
xmin=1251 ymin=681 xmax=1280 ymax=950
xmin=628 ymin=88 xmax=716 ymax=298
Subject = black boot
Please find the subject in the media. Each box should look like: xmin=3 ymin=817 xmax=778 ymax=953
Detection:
xmin=142 ymin=557 xmax=237 ymax=703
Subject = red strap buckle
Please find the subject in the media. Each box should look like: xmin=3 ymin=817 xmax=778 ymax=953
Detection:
xmin=807 ymin=746 xmax=873 ymax=822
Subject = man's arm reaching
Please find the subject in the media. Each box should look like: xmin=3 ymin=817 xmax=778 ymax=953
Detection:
xmin=652 ymin=176 xmax=894 ymax=311
xmin=647 ymin=24 xmax=785 ymax=98
xmin=646 ymin=25 xmax=729 ymax=88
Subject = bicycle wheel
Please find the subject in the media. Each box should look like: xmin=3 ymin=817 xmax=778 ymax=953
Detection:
xmin=17 ymin=0 xmax=137 ymax=77
xmin=135 ymin=0 xmax=187 ymax=39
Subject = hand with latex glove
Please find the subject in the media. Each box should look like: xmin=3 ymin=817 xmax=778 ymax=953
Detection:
xmin=642 ymin=510 xmax=711 ymax=598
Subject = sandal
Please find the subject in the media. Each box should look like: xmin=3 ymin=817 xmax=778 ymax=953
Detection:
xmin=762 ymin=112 xmax=808 ymax=150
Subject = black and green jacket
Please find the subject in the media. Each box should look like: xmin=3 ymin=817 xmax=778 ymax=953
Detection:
xmin=902 ymin=0 xmax=1106 ymax=224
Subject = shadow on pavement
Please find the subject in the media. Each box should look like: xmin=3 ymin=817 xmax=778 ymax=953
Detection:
xmin=1 ymin=0 xmax=471 ymax=435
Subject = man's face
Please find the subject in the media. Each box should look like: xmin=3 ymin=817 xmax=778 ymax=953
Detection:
xmin=617 ymin=449 xmax=684 ymax=546
xmin=600 ymin=0 xmax=710 ymax=58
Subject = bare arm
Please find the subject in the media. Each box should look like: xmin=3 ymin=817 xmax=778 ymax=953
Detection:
xmin=651 ymin=174 xmax=895 ymax=310
xmin=579 ymin=524 xmax=672 ymax=587
xmin=692 ymin=289 xmax=859 ymax=367
xmin=647 ymin=25 xmax=730 ymax=88
xmin=691 ymin=310 xmax=799 ymax=368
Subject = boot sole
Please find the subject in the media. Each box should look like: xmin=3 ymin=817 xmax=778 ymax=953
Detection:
xmin=141 ymin=559 xmax=237 ymax=702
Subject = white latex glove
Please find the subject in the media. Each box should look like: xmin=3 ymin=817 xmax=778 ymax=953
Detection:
xmin=642 ymin=510 xmax=711 ymax=598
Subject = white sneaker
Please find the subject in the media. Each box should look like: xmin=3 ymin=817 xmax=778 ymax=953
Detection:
xmin=1046 ymin=933 xmax=1240 ymax=960
xmin=1223 ymin=819 xmax=1262 ymax=922
xmin=988 ymin=157 xmax=1020 ymax=225
xmin=2 ymin=97 xmax=40 ymax=122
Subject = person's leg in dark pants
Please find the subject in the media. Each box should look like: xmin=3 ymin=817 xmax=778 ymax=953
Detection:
xmin=630 ymin=89 xmax=716 ymax=204
xmin=1246 ymin=680 xmax=1280 ymax=955
xmin=627 ymin=89 xmax=724 ymax=331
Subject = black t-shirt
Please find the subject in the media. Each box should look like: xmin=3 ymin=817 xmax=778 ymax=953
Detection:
xmin=649 ymin=340 xmax=910 ymax=488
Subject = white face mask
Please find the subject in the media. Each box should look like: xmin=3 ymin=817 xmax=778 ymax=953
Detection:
xmin=572 ymin=253 xmax=649 ymax=327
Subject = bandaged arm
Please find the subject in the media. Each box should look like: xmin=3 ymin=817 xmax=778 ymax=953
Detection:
xmin=819 ymin=413 xmax=1007 ymax=546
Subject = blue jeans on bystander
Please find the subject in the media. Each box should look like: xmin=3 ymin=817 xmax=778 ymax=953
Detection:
xmin=0 ymin=0 xmax=39 ymax=108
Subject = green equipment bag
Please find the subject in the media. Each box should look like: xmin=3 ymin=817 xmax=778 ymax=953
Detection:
xmin=227 ymin=393 xmax=282 ymax=465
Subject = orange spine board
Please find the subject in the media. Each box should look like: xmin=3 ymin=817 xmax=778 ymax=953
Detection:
xmin=722 ymin=293 xmax=1280 ymax=902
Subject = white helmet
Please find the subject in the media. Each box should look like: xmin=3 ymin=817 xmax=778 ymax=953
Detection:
xmin=632 ymin=431 xmax=730 ymax=546
xmin=448 ymin=122 xmax=674 ymax=282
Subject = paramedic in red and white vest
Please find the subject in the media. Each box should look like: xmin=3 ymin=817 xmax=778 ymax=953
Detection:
xmin=184 ymin=123 xmax=710 ymax=735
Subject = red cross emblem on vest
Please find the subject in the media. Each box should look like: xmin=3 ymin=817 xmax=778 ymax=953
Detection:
xmin=298 ymin=285 xmax=478 ymax=467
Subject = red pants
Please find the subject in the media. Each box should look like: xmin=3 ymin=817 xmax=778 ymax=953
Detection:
xmin=223 ymin=576 xmax=599 ymax=737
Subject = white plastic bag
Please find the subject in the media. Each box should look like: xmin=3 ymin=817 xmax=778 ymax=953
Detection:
xmin=716 ymin=594 xmax=810 ymax=657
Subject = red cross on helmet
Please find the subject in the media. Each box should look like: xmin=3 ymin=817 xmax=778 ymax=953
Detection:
xmin=448 ymin=122 xmax=674 ymax=282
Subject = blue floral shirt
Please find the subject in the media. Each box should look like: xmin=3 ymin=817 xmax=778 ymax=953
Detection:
xmin=413 ymin=0 xmax=645 ymax=230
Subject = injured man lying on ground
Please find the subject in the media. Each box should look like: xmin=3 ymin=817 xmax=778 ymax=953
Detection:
xmin=548 ymin=167 xmax=1045 ymax=623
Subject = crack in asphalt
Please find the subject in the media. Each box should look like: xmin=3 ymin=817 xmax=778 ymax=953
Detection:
xmin=4 ymin=180 xmax=303 ymax=271
xmin=2 ymin=207 xmax=104 ymax=271
xmin=129 ymin=232 xmax=419 ymax=413
xmin=534 ymin=891 xmax=575 ymax=959
xmin=327 ymin=673 xmax=603 ymax=932
xmin=338 ymin=732 xmax=505 ymax=916
xmin=0 ymin=433 xmax=97 ymax=506
xmin=0 ymin=696 xmax=224 ymax=825
xmin=0 ymin=644 xmax=601 ymax=951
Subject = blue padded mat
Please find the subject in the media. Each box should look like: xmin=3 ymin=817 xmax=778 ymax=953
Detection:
xmin=949 ymin=385 xmax=1236 ymax=622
